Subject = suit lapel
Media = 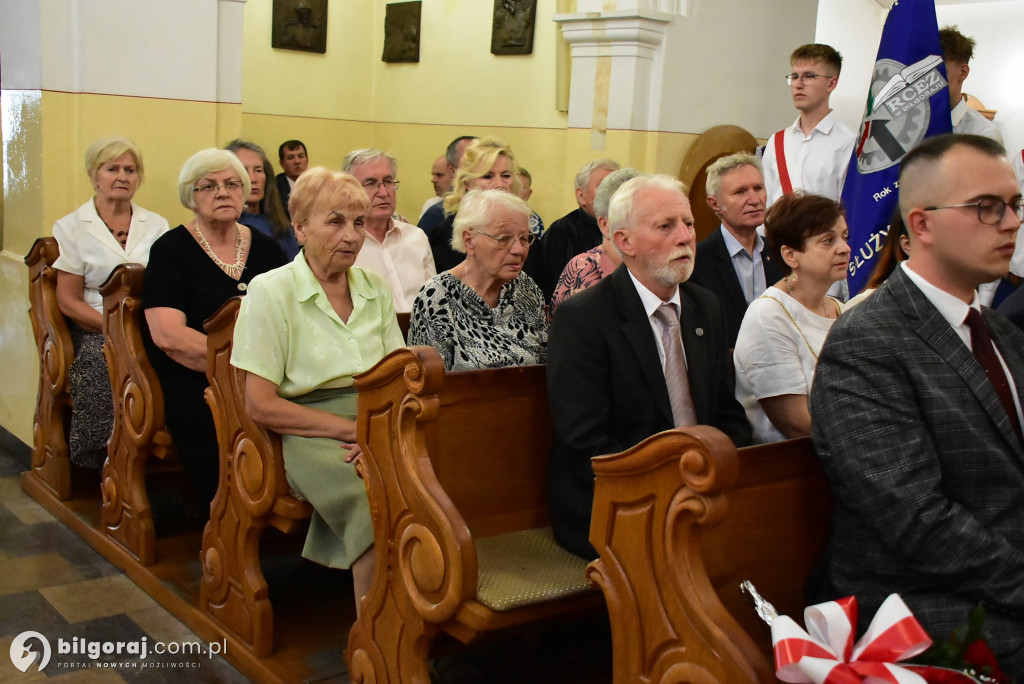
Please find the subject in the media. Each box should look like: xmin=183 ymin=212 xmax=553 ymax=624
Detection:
xmin=679 ymin=285 xmax=712 ymax=425
xmin=890 ymin=269 xmax=1024 ymax=457
xmin=707 ymin=230 xmax=748 ymax=315
xmin=81 ymin=202 xmax=130 ymax=258
xmin=611 ymin=267 xmax=674 ymax=425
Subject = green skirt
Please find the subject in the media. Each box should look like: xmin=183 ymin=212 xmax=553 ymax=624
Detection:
xmin=281 ymin=387 xmax=372 ymax=569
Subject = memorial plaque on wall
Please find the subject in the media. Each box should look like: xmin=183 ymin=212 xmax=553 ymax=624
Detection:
xmin=272 ymin=0 xmax=328 ymax=54
xmin=382 ymin=2 xmax=421 ymax=63
xmin=491 ymin=0 xmax=536 ymax=55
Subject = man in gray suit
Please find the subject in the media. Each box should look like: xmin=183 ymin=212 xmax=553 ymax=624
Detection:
xmin=810 ymin=133 xmax=1024 ymax=672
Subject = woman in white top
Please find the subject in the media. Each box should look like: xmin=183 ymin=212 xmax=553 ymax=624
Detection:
xmin=733 ymin=193 xmax=850 ymax=444
xmin=52 ymin=137 xmax=169 ymax=468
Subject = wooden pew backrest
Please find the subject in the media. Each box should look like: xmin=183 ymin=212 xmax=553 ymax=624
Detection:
xmin=589 ymin=429 xmax=830 ymax=684
xmin=24 ymin=237 xmax=74 ymax=499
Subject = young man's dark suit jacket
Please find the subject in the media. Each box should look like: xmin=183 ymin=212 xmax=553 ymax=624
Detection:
xmin=809 ymin=265 xmax=1024 ymax=673
xmin=689 ymin=226 xmax=784 ymax=347
xmin=547 ymin=263 xmax=752 ymax=559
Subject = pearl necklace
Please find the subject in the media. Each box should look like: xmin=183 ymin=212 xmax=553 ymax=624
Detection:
xmin=785 ymin=275 xmax=831 ymax=319
xmin=193 ymin=220 xmax=246 ymax=279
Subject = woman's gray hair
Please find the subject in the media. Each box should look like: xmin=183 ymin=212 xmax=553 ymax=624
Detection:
xmin=85 ymin=137 xmax=145 ymax=184
xmin=341 ymin=148 xmax=398 ymax=176
xmin=177 ymin=148 xmax=250 ymax=210
xmin=607 ymin=174 xmax=687 ymax=236
xmin=705 ymin=152 xmax=762 ymax=198
xmin=450 ymin=189 xmax=532 ymax=254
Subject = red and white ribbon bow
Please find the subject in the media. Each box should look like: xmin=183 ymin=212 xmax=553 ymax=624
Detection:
xmin=772 ymin=594 xmax=933 ymax=684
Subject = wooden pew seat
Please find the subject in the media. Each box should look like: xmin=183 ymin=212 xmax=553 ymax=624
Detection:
xmin=589 ymin=428 xmax=831 ymax=683
xmin=346 ymin=347 xmax=603 ymax=683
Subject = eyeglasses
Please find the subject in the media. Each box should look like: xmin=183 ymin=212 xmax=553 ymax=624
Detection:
xmin=194 ymin=180 xmax=244 ymax=194
xmin=785 ymin=72 xmax=835 ymax=85
xmin=362 ymin=179 xmax=400 ymax=190
xmin=471 ymin=227 xmax=536 ymax=249
xmin=923 ymin=197 xmax=1024 ymax=225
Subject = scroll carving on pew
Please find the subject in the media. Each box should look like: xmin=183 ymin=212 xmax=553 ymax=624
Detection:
xmin=588 ymin=428 xmax=831 ymax=684
xmin=200 ymin=296 xmax=313 ymax=659
xmin=24 ymin=237 xmax=75 ymax=500
xmin=347 ymin=346 xmax=601 ymax=684
xmin=99 ymin=263 xmax=176 ymax=565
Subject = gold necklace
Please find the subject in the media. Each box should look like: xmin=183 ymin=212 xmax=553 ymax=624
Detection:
xmin=193 ymin=220 xmax=246 ymax=279
xmin=785 ymin=275 xmax=830 ymax=319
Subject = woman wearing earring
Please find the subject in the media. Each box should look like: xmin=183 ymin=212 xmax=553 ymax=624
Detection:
xmin=143 ymin=148 xmax=286 ymax=512
xmin=52 ymin=137 xmax=170 ymax=469
xmin=733 ymin=193 xmax=850 ymax=444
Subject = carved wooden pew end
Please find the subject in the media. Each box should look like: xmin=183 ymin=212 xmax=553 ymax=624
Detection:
xmin=589 ymin=428 xmax=831 ymax=684
xmin=24 ymin=237 xmax=74 ymax=500
xmin=200 ymin=297 xmax=313 ymax=659
xmin=347 ymin=347 xmax=604 ymax=682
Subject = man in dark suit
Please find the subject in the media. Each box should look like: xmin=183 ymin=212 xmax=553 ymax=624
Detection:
xmin=689 ymin=153 xmax=782 ymax=346
xmin=276 ymin=139 xmax=308 ymax=217
xmin=548 ymin=174 xmax=752 ymax=560
xmin=809 ymin=133 xmax=1024 ymax=673
xmin=538 ymin=159 xmax=619 ymax=301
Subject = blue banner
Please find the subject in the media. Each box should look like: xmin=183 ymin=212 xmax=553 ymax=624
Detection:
xmin=842 ymin=0 xmax=951 ymax=294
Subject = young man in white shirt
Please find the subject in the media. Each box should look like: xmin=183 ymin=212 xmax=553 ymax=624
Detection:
xmin=761 ymin=44 xmax=856 ymax=207
xmin=940 ymin=26 xmax=1003 ymax=145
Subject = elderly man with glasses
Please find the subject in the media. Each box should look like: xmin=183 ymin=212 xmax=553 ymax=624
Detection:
xmin=343 ymin=148 xmax=435 ymax=313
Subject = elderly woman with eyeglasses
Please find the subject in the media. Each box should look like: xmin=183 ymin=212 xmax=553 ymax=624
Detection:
xmin=409 ymin=189 xmax=547 ymax=370
xmin=143 ymin=148 xmax=286 ymax=512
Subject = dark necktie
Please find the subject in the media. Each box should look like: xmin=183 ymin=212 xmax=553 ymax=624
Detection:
xmin=652 ymin=303 xmax=697 ymax=428
xmin=965 ymin=308 xmax=1023 ymax=444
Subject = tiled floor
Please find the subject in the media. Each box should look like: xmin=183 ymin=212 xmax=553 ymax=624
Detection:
xmin=0 ymin=444 xmax=248 ymax=683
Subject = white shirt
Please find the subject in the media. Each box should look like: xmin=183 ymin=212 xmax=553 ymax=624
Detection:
xmin=419 ymin=196 xmax=442 ymax=222
xmin=353 ymin=219 xmax=436 ymax=313
xmin=952 ymin=99 xmax=1004 ymax=146
xmin=719 ymin=225 xmax=768 ymax=304
xmin=626 ymin=268 xmax=685 ymax=370
xmin=52 ymin=200 xmax=170 ymax=312
xmin=733 ymin=288 xmax=839 ymax=444
xmin=762 ymin=110 xmax=856 ymax=206
xmin=902 ymin=261 xmax=1024 ymax=426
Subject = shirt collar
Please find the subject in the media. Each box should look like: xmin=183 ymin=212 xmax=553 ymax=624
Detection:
xmin=626 ymin=267 xmax=681 ymax=317
xmin=293 ymin=251 xmax=382 ymax=305
xmin=719 ymin=224 xmax=764 ymax=258
xmin=787 ymin=109 xmax=838 ymax=137
xmin=951 ymin=99 xmax=968 ymax=127
xmin=900 ymin=261 xmax=981 ymax=329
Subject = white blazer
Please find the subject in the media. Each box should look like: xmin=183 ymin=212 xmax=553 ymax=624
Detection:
xmin=52 ymin=200 xmax=170 ymax=313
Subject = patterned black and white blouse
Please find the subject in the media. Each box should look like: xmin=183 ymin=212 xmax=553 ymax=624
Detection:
xmin=409 ymin=271 xmax=548 ymax=371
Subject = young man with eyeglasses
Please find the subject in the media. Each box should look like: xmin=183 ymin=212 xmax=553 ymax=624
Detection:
xmin=342 ymin=148 xmax=435 ymax=313
xmin=761 ymin=44 xmax=856 ymax=208
xmin=809 ymin=134 xmax=1024 ymax=673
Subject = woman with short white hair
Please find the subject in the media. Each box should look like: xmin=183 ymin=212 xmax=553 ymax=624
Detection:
xmin=143 ymin=148 xmax=286 ymax=511
xmin=410 ymin=189 xmax=547 ymax=370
